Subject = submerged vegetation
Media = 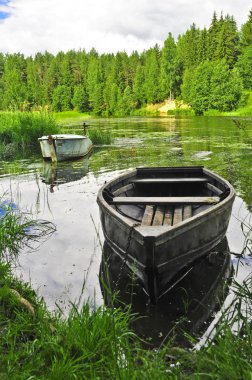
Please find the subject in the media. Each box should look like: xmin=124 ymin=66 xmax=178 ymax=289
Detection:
xmin=0 ymin=201 xmax=252 ymax=378
xmin=0 ymin=111 xmax=60 ymax=159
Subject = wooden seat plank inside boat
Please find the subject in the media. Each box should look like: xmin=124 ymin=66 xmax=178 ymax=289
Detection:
xmin=112 ymin=196 xmax=220 ymax=205
xmin=131 ymin=177 xmax=208 ymax=184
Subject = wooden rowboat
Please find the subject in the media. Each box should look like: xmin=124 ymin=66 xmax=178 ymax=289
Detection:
xmin=97 ymin=166 xmax=235 ymax=303
xmin=38 ymin=134 xmax=93 ymax=162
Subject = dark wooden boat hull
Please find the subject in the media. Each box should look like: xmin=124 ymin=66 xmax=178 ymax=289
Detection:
xmin=97 ymin=167 xmax=235 ymax=302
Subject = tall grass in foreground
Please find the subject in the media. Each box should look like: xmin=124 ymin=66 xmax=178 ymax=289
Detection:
xmin=0 ymin=111 xmax=61 ymax=159
xmin=87 ymin=127 xmax=114 ymax=145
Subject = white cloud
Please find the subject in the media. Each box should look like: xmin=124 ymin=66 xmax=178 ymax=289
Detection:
xmin=0 ymin=0 xmax=251 ymax=55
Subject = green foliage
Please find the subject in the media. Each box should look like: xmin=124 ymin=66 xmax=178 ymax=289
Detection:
xmin=236 ymin=45 xmax=252 ymax=89
xmin=116 ymin=85 xmax=134 ymax=116
xmin=52 ymin=85 xmax=72 ymax=111
xmin=160 ymin=33 xmax=177 ymax=99
xmin=182 ymin=60 xmax=243 ymax=114
xmin=240 ymin=9 xmax=252 ymax=48
xmin=144 ymin=45 xmax=161 ymax=104
xmin=215 ymin=15 xmax=240 ymax=68
xmin=181 ymin=63 xmax=213 ymax=114
xmin=210 ymin=61 xmax=243 ymax=111
xmin=72 ymin=85 xmax=89 ymax=112
xmin=0 ymin=10 xmax=251 ymax=114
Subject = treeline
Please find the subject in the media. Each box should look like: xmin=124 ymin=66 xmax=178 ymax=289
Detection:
xmin=0 ymin=10 xmax=252 ymax=115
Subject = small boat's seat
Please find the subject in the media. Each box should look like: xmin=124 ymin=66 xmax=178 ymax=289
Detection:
xmin=131 ymin=177 xmax=208 ymax=184
xmin=142 ymin=205 xmax=193 ymax=226
xmin=112 ymin=196 xmax=220 ymax=205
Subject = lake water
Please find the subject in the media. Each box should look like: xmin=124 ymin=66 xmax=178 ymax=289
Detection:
xmin=1 ymin=116 xmax=251 ymax=346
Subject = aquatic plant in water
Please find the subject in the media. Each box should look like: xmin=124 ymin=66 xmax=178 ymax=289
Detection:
xmin=87 ymin=127 xmax=114 ymax=145
xmin=0 ymin=198 xmax=56 ymax=261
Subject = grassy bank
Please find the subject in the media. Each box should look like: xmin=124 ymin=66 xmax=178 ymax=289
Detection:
xmin=0 ymin=112 xmax=60 ymax=159
xmin=1 ymin=202 xmax=252 ymax=378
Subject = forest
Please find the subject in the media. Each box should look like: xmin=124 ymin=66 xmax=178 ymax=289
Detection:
xmin=0 ymin=10 xmax=252 ymax=116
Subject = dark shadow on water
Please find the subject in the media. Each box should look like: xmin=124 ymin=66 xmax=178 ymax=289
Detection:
xmin=100 ymin=238 xmax=233 ymax=348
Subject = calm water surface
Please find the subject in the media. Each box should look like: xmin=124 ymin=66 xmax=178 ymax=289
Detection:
xmin=1 ymin=116 xmax=251 ymax=345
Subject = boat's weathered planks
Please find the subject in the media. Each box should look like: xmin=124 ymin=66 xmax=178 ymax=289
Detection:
xmin=142 ymin=205 xmax=154 ymax=226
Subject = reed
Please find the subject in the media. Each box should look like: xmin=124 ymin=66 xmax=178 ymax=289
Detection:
xmin=0 ymin=111 xmax=60 ymax=159
xmin=87 ymin=127 xmax=114 ymax=145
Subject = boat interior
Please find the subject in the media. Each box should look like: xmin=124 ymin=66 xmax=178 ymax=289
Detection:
xmin=104 ymin=167 xmax=229 ymax=227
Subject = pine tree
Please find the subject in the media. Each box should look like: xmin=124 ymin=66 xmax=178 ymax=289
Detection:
xmin=240 ymin=9 xmax=252 ymax=48
xmin=210 ymin=60 xmax=243 ymax=111
xmin=177 ymin=24 xmax=201 ymax=69
xmin=144 ymin=45 xmax=161 ymax=103
xmin=181 ymin=62 xmax=213 ymax=114
xmin=160 ymin=32 xmax=177 ymax=100
xmin=208 ymin=12 xmax=221 ymax=60
xmin=72 ymin=85 xmax=89 ymax=112
xmin=117 ymin=85 xmax=134 ymax=116
xmin=1 ymin=54 xmax=27 ymax=110
xmin=198 ymin=28 xmax=209 ymax=63
xmin=215 ymin=15 xmax=240 ymax=67
xmin=235 ymin=45 xmax=252 ymax=89
xmin=52 ymin=85 xmax=72 ymax=111
xmin=133 ymin=64 xmax=146 ymax=108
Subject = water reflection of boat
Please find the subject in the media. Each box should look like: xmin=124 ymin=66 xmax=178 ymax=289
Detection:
xmin=97 ymin=166 xmax=235 ymax=303
xmin=38 ymin=134 xmax=93 ymax=161
xmin=100 ymin=238 xmax=232 ymax=348
xmin=41 ymin=158 xmax=89 ymax=191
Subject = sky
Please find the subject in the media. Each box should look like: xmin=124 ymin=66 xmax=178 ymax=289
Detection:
xmin=0 ymin=0 xmax=251 ymax=56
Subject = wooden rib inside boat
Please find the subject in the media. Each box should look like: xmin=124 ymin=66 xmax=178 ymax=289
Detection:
xmin=97 ymin=166 xmax=235 ymax=303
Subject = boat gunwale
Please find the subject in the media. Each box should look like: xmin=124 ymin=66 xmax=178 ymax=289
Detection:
xmin=38 ymin=134 xmax=90 ymax=141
